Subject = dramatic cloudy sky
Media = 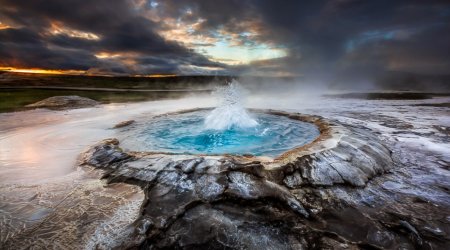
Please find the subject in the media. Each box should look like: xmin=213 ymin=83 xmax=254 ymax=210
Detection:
xmin=0 ymin=0 xmax=449 ymax=80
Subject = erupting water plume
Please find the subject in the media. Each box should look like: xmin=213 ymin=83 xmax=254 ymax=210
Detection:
xmin=118 ymin=80 xmax=320 ymax=156
xmin=204 ymin=80 xmax=258 ymax=130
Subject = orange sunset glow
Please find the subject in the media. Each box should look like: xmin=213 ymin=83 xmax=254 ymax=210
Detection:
xmin=0 ymin=67 xmax=179 ymax=77
xmin=0 ymin=67 xmax=86 ymax=75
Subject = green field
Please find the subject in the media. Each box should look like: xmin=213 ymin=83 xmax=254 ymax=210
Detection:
xmin=0 ymin=89 xmax=208 ymax=113
xmin=0 ymin=72 xmax=226 ymax=113
xmin=0 ymin=72 xmax=231 ymax=89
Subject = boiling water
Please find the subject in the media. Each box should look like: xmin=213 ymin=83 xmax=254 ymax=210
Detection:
xmin=120 ymin=82 xmax=319 ymax=156
xmin=120 ymin=110 xmax=319 ymax=157
xmin=204 ymin=81 xmax=258 ymax=130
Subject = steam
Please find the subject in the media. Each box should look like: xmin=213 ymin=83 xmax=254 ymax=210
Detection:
xmin=204 ymin=80 xmax=258 ymax=130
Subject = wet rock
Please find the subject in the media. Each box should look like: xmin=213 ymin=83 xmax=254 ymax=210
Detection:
xmin=174 ymin=158 xmax=203 ymax=173
xmin=74 ymin=110 xmax=450 ymax=249
xmin=149 ymin=204 xmax=307 ymax=249
xmin=113 ymin=120 xmax=135 ymax=128
xmin=25 ymin=95 xmax=99 ymax=110
xmin=289 ymin=125 xmax=393 ymax=187
xmin=78 ymin=138 xmax=316 ymax=247
xmin=195 ymin=174 xmax=227 ymax=201
xmin=400 ymin=220 xmax=420 ymax=236
xmin=422 ymin=225 xmax=446 ymax=237
xmin=78 ymin=138 xmax=130 ymax=168
xmin=298 ymin=155 xmax=345 ymax=186
xmin=283 ymin=171 xmax=304 ymax=188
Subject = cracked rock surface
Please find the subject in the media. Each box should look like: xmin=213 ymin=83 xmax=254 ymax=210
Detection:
xmin=2 ymin=102 xmax=449 ymax=250
xmin=73 ymin=111 xmax=438 ymax=249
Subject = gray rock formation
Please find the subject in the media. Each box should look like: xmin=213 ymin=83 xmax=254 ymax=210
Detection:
xmin=113 ymin=120 xmax=135 ymax=128
xmin=26 ymin=95 xmax=99 ymax=110
xmin=76 ymin=111 xmax=425 ymax=249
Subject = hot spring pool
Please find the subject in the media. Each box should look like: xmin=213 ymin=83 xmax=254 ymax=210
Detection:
xmin=119 ymin=110 xmax=320 ymax=157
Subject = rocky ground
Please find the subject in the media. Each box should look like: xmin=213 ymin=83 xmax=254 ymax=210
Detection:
xmin=0 ymin=95 xmax=449 ymax=249
xmin=71 ymin=110 xmax=446 ymax=249
xmin=25 ymin=95 xmax=99 ymax=110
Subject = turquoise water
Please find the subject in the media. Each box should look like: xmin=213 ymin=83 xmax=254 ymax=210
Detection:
xmin=122 ymin=110 xmax=319 ymax=157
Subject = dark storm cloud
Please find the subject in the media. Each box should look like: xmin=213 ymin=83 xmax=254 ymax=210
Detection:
xmin=0 ymin=27 xmax=98 ymax=69
xmin=149 ymin=0 xmax=450 ymax=86
xmin=0 ymin=0 xmax=227 ymax=74
xmin=0 ymin=0 xmax=448 ymax=85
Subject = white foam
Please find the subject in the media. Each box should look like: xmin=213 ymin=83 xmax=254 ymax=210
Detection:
xmin=204 ymin=80 xmax=258 ymax=130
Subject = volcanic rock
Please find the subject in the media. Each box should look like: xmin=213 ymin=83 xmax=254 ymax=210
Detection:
xmin=76 ymin=111 xmax=416 ymax=249
xmin=26 ymin=95 xmax=99 ymax=110
xmin=113 ymin=120 xmax=135 ymax=128
xmin=72 ymin=108 xmax=450 ymax=249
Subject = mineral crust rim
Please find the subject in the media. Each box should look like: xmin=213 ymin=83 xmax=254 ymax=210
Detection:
xmin=118 ymin=108 xmax=341 ymax=167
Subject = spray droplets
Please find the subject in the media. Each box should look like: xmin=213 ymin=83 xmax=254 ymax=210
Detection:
xmin=204 ymin=80 xmax=258 ymax=130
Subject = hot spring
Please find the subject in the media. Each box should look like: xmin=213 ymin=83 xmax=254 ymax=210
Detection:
xmin=119 ymin=82 xmax=320 ymax=157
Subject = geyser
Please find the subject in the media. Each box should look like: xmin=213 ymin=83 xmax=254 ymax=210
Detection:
xmin=118 ymin=81 xmax=320 ymax=157
xmin=120 ymin=110 xmax=319 ymax=156
xmin=204 ymin=80 xmax=258 ymax=130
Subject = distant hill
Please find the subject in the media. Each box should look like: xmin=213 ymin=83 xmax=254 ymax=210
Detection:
xmin=0 ymin=72 xmax=233 ymax=90
xmin=329 ymin=71 xmax=450 ymax=92
xmin=375 ymin=71 xmax=450 ymax=92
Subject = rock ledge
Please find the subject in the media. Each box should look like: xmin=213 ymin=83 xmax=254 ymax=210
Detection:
xmin=78 ymin=110 xmax=396 ymax=249
xmin=26 ymin=95 xmax=99 ymax=110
